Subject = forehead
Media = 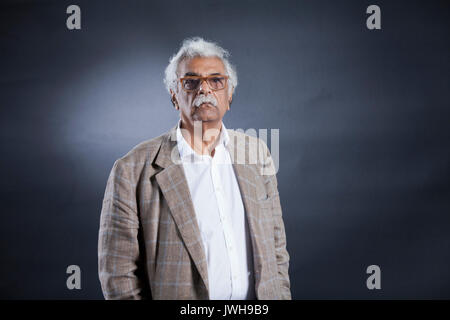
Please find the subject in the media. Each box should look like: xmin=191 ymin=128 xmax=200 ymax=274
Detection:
xmin=178 ymin=56 xmax=226 ymax=76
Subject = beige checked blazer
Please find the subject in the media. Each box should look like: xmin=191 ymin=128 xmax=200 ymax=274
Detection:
xmin=98 ymin=123 xmax=291 ymax=300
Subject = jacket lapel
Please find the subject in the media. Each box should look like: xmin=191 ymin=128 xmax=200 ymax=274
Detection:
xmin=226 ymin=130 xmax=265 ymax=298
xmin=154 ymin=125 xmax=210 ymax=295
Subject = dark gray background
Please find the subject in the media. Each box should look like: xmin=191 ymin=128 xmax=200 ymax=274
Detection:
xmin=1 ymin=0 xmax=449 ymax=299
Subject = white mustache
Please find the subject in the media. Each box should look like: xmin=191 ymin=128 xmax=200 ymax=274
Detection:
xmin=193 ymin=95 xmax=218 ymax=108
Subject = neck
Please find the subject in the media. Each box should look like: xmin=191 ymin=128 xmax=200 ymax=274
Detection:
xmin=180 ymin=119 xmax=222 ymax=156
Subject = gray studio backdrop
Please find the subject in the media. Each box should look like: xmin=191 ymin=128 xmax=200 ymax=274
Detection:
xmin=0 ymin=0 xmax=449 ymax=299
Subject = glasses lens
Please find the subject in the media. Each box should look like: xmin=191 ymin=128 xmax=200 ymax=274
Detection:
xmin=183 ymin=78 xmax=200 ymax=91
xmin=207 ymin=77 xmax=226 ymax=90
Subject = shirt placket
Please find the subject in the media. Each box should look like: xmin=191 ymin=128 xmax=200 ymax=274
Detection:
xmin=210 ymin=147 xmax=240 ymax=299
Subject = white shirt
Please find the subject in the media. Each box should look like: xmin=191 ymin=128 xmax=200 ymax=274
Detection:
xmin=176 ymin=120 xmax=255 ymax=300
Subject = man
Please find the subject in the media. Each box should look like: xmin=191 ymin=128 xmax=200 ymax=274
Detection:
xmin=98 ymin=37 xmax=291 ymax=300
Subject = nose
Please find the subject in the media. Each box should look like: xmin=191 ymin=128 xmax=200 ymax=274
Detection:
xmin=198 ymin=79 xmax=212 ymax=95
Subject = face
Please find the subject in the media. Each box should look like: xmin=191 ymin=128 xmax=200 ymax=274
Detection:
xmin=171 ymin=56 xmax=233 ymax=125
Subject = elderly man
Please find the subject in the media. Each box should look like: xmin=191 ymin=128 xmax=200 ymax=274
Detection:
xmin=98 ymin=37 xmax=291 ymax=300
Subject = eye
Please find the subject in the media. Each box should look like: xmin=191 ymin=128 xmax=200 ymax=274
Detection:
xmin=211 ymin=77 xmax=223 ymax=83
xmin=184 ymin=79 xmax=199 ymax=89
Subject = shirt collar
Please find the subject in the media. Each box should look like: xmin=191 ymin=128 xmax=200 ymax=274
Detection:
xmin=176 ymin=119 xmax=230 ymax=160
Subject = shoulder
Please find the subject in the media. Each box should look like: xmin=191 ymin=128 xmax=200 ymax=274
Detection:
xmin=111 ymin=130 xmax=169 ymax=174
xmin=226 ymin=128 xmax=276 ymax=176
xmin=226 ymin=128 xmax=269 ymax=151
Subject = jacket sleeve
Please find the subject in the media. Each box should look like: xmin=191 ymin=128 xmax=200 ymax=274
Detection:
xmin=259 ymin=140 xmax=292 ymax=300
xmin=98 ymin=159 xmax=148 ymax=299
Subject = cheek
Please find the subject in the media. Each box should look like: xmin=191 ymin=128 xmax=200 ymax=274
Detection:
xmin=217 ymin=92 xmax=229 ymax=106
xmin=180 ymin=93 xmax=192 ymax=106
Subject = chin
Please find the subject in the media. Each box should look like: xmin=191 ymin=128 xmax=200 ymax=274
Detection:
xmin=192 ymin=116 xmax=218 ymax=122
xmin=192 ymin=109 xmax=219 ymax=121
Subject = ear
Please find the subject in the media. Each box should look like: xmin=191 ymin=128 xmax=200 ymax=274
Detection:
xmin=228 ymin=88 xmax=233 ymax=107
xmin=170 ymin=89 xmax=179 ymax=110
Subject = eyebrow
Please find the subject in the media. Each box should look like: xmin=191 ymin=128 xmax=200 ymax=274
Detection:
xmin=183 ymin=72 xmax=223 ymax=77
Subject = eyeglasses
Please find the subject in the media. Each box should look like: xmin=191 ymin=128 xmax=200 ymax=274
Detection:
xmin=179 ymin=75 xmax=229 ymax=92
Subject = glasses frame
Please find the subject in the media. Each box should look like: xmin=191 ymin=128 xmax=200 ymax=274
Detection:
xmin=179 ymin=75 xmax=229 ymax=92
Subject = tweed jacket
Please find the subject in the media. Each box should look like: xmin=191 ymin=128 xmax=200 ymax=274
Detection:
xmin=98 ymin=123 xmax=291 ymax=300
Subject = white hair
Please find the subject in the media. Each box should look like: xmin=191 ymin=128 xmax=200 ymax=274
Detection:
xmin=164 ymin=37 xmax=238 ymax=96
